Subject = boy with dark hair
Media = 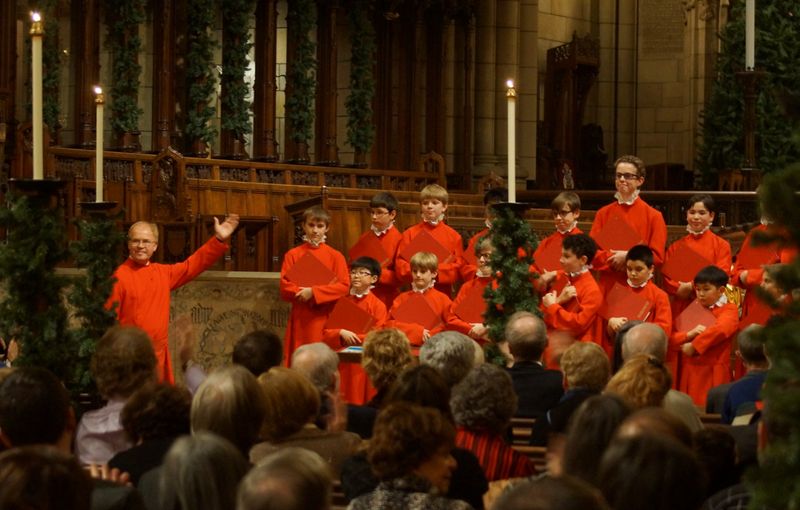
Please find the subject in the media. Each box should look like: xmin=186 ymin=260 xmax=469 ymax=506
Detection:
xmin=462 ymin=187 xmax=508 ymax=280
xmin=232 ymin=329 xmax=284 ymax=376
xmin=671 ymin=265 xmax=739 ymax=405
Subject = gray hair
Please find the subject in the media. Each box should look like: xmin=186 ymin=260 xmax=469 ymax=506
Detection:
xmin=159 ymin=432 xmax=249 ymax=510
xmin=621 ymin=323 xmax=667 ymax=362
xmin=237 ymin=448 xmax=332 ymax=510
xmin=291 ymin=342 xmax=339 ymax=393
xmin=419 ymin=331 xmax=476 ymax=387
xmin=451 ymin=364 xmax=517 ymax=435
xmin=737 ymin=324 xmax=767 ymax=365
xmin=504 ymin=311 xmax=548 ymax=362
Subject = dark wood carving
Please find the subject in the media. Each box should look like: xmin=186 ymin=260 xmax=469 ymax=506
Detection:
xmin=152 ymin=0 xmax=176 ymax=151
xmin=252 ymin=0 xmax=279 ymax=161
xmin=70 ymin=0 xmax=100 ymax=147
xmin=314 ymin=0 xmax=340 ymax=166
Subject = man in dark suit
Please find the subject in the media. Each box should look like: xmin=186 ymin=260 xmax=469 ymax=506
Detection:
xmin=504 ymin=311 xmax=564 ymax=418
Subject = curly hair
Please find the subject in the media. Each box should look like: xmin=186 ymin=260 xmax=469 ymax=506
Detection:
xmin=613 ymin=154 xmax=646 ymax=178
xmin=121 ymin=383 xmax=191 ymax=443
xmin=451 ymin=364 xmax=517 ymax=435
xmin=419 ymin=331 xmax=475 ymax=387
xmin=257 ymin=367 xmax=320 ymax=442
xmin=90 ymin=326 xmax=156 ymax=399
xmin=560 ymin=342 xmax=610 ymax=391
xmin=604 ymin=354 xmax=672 ymax=409
xmin=361 ymin=329 xmax=413 ymax=392
xmin=367 ymin=402 xmax=454 ymax=481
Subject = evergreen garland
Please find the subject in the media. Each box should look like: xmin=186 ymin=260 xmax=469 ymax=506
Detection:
xmin=483 ymin=204 xmax=539 ymax=348
xmin=40 ymin=0 xmax=60 ymax=136
xmin=0 ymin=192 xmax=71 ymax=383
xmin=285 ymin=0 xmax=317 ymax=144
xmin=106 ymin=0 xmax=145 ymax=135
xmin=185 ymin=0 xmax=218 ymax=148
xmin=345 ymin=0 xmax=376 ymax=158
xmin=220 ymin=0 xmax=256 ymax=141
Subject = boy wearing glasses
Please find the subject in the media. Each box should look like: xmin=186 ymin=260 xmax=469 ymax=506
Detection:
xmin=533 ymin=191 xmax=585 ymax=281
xmin=589 ymin=155 xmax=667 ymax=295
xmin=107 ymin=214 xmax=240 ymax=383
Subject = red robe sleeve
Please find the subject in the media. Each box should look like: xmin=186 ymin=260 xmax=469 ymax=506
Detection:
xmin=691 ymin=304 xmax=739 ymax=355
xmin=646 ymin=285 xmax=673 ymax=337
xmin=542 ymin=272 xmax=603 ymax=338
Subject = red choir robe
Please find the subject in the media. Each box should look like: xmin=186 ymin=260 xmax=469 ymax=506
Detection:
xmin=395 ymin=221 xmax=465 ymax=296
xmin=602 ymin=280 xmax=672 ymax=359
xmin=589 ymin=197 xmax=667 ymax=294
xmin=446 ymin=274 xmax=493 ymax=339
xmin=322 ymin=291 xmax=387 ymax=406
xmin=731 ymin=224 xmax=782 ymax=329
xmin=349 ymin=226 xmax=403 ymax=309
xmin=386 ymin=287 xmax=453 ymax=346
xmin=530 ymin=227 xmax=585 ymax=275
xmin=541 ymin=270 xmax=604 ymax=346
xmin=461 ymin=227 xmax=489 ymax=281
xmin=280 ymin=243 xmax=350 ymax=360
xmin=107 ymin=236 xmax=229 ymax=383
xmin=670 ymin=302 xmax=739 ymax=406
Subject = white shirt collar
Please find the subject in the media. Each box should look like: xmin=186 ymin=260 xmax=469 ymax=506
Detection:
xmin=371 ymin=222 xmax=395 ymax=237
xmin=614 ymin=189 xmax=640 ymax=205
xmin=303 ymin=235 xmax=326 ymax=248
xmin=709 ymin=293 xmax=728 ymax=308
xmin=568 ymin=265 xmax=591 ymax=278
xmin=350 ymin=287 xmax=373 ymax=298
xmin=627 ymin=274 xmax=653 ymax=288
xmin=686 ymin=225 xmax=711 ymax=236
xmin=423 ymin=214 xmax=445 ymax=226
xmin=412 ymin=279 xmax=436 ymax=293
xmin=557 ymin=221 xmax=578 ymax=235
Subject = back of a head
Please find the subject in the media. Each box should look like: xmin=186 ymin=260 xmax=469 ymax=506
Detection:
xmin=451 ymin=364 xmax=517 ymax=435
xmin=617 ymin=407 xmax=693 ymax=447
xmin=419 ymin=330 xmax=476 ymax=387
xmin=191 ymin=365 xmax=266 ymax=455
xmin=0 ymin=367 xmax=69 ymax=447
xmin=361 ymin=329 xmax=413 ymax=392
xmin=258 ymin=367 xmax=320 ymax=441
xmin=598 ymin=433 xmax=706 ymax=510
xmin=0 ymin=446 xmax=93 ymax=510
xmin=605 ymin=354 xmax=672 ymax=409
xmin=233 ymin=329 xmax=283 ymax=376
xmin=491 ymin=475 xmax=609 ymax=510
xmin=560 ymin=342 xmax=610 ymax=391
xmin=383 ymin=365 xmax=452 ymax=420
xmin=621 ymin=322 xmax=667 ymax=363
xmin=291 ymin=342 xmax=339 ymax=393
xmin=122 ymin=383 xmax=191 ymax=443
xmin=237 ymin=447 xmax=332 ymax=510
xmin=91 ymin=326 xmax=157 ymax=399
xmin=504 ymin=311 xmax=548 ymax=362
xmin=737 ymin=324 xmax=767 ymax=365
xmin=159 ymin=432 xmax=250 ymax=510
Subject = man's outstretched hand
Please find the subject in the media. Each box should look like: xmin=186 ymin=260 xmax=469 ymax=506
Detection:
xmin=214 ymin=213 xmax=240 ymax=241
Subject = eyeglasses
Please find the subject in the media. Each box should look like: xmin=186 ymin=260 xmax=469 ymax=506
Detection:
xmin=553 ymin=209 xmax=574 ymax=218
xmin=615 ymin=172 xmax=641 ymax=181
xmin=128 ymin=239 xmax=155 ymax=246
xmin=349 ymin=270 xmax=373 ymax=277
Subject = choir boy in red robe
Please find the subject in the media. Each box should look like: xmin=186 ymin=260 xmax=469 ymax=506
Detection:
xmin=461 ymin=187 xmax=507 ymax=281
xmin=589 ymin=155 xmax=667 ymax=295
xmin=448 ymin=235 xmax=495 ymax=342
xmin=388 ymin=252 xmax=453 ymax=346
xmin=671 ymin=266 xmax=739 ymax=405
xmin=532 ymin=191 xmax=584 ymax=280
xmin=108 ymin=214 xmax=240 ymax=383
xmin=349 ymin=192 xmax=403 ymax=309
xmin=395 ymin=184 xmax=464 ymax=296
xmin=280 ymin=207 xmax=350 ymax=360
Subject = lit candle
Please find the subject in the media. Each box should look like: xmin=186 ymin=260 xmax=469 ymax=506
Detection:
xmin=30 ymin=12 xmax=44 ymax=180
xmin=745 ymin=0 xmax=755 ymax=70
xmin=506 ymin=79 xmax=516 ymax=203
xmin=94 ymin=86 xmax=104 ymax=202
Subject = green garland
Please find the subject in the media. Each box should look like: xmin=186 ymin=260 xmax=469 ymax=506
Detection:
xmin=285 ymin=0 xmax=317 ymax=144
xmin=185 ymin=0 xmax=218 ymax=148
xmin=345 ymin=0 xmax=376 ymax=157
xmin=106 ymin=0 xmax=145 ymax=135
xmin=220 ymin=0 xmax=256 ymax=141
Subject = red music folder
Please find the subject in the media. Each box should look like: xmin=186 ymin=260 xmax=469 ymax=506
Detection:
xmin=391 ymin=293 xmax=442 ymax=330
xmin=674 ymin=299 xmax=717 ymax=333
xmin=324 ymin=297 xmax=375 ymax=334
xmin=550 ymin=274 xmax=579 ymax=313
xmin=399 ymin=230 xmax=452 ymax=265
xmin=737 ymin=239 xmax=779 ymax=269
xmin=661 ymin=243 xmax=714 ymax=283
xmin=598 ymin=283 xmax=652 ymax=321
xmin=284 ymin=252 xmax=338 ymax=287
xmin=349 ymin=233 xmax=390 ymax=266
xmin=534 ymin=238 xmax=563 ymax=273
xmin=454 ymin=285 xmax=487 ymax=323
xmin=593 ymin=215 xmax=642 ymax=252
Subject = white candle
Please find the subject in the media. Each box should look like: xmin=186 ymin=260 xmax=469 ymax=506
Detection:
xmin=30 ymin=12 xmax=44 ymax=180
xmin=745 ymin=0 xmax=755 ymax=70
xmin=94 ymin=86 xmax=104 ymax=202
xmin=506 ymin=79 xmax=516 ymax=203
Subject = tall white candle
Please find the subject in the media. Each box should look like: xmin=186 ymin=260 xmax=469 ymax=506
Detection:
xmin=745 ymin=0 xmax=755 ymax=70
xmin=506 ymin=79 xmax=516 ymax=203
xmin=94 ymin=86 xmax=104 ymax=202
xmin=30 ymin=12 xmax=44 ymax=180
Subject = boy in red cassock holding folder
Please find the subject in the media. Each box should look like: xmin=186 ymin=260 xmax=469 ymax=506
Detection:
xmin=387 ymin=252 xmax=453 ymax=346
xmin=671 ymin=265 xmax=739 ymax=405
xmin=280 ymin=206 xmax=350 ymax=360
xmin=448 ymin=235 xmax=495 ymax=342
xmin=395 ymin=184 xmax=464 ymax=296
xmin=349 ymin=192 xmax=403 ymax=309
xmin=532 ymin=191 xmax=585 ymax=278
xmin=461 ymin=187 xmax=507 ymax=281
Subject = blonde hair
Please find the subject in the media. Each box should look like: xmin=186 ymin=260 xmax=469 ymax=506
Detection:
xmin=128 ymin=221 xmax=159 ymax=243
xmin=604 ymin=354 xmax=671 ymax=409
xmin=410 ymin=251 xmax=438 ymax=272
xmin=419 ymin=184 xmax=449 ymax=204
xmin=257 ymin=367 xmax=320 ymax=441
xmin=362 ymin=329 xmax=414 ymax=391
xmin=551 ymin=192 xmax=581 ymax=213
xmin=302 ymin=206 xmax=331 ymax=225
xmin=560 ymin=342 xmax=610 ymax=391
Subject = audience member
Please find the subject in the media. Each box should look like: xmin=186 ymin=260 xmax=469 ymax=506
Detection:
xmin=291 ymin=342 xmax=347 ymax=432
xmin=233 ymin=329 xmax=284 ymax=376
xmin=361 ymin=328 xmax=414 ymax=408
xmin=692 ymin=427 xmax=740 ymax=499
xmin=490 ymin=475 xmax=609 ymax=510
xmin=504 ymin=311 xmax=564 ymax=418
xmin=76 ymin=326 xmax=157 ymax=465
xmin=451 ymin=364 xmax=534 ymax=480
xmin=611 ymin=319 xmax=643 ymax=372
xmin=721 ymin=324 xmax=768 ymax=424
xmin=604 ymin=354 xmax=672 ymax=409
xmin=237 ymin=447 xmax=333 ymax=510
xmin=616 ymin=407 xmax=693 ymax=447
xmin=420 ymin=330 xmax=478 ymax=387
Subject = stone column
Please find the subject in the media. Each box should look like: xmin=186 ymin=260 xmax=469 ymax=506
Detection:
xmin=70 ymin=0 xmax=100 ymax=147
xmin=518 ymin=0 xmax=538 ymax=183
xmin=152 ymin=0 xmax=176 ymax=151
xmin=473 ymin=0 xmax=498 ymax=176
xmin=314 ymin=0 xmax=339 ymax=165
xmin=495 ymin=0 xmax=523 ymax=182
xmin=252 ymin=0 xmax=279 ymax=161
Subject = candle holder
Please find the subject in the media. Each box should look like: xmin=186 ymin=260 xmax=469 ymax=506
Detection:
xmin=8 ymin=178 xmax=65 ymax=209
xmin=78 ymin=201 xmax=119 ymax=219
xmin=490 ymin=201 xmax=532 ymax=217
xmin=735 ymin=69 xmax=766 ymax=190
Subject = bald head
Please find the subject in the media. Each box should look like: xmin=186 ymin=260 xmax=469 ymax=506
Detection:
xmin=622 ymin=323 xmax=667 ymax=362
xmin=291 ymin=343 xmax=339 ymax=394
xmin=505 ymin=311 xmax=548 ymax=362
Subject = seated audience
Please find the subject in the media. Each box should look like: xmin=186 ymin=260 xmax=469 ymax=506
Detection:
xmin=348 ymin=402 xmax=473 ymax=510
xmin=420 ymin=330 xmax=479 ymax=388
xmin=76 ymin=326 xmax=157 ymax=465
xmin=504 ymin=311 xmax=564 ymax=418
xmin=692 ymin=427 xmax=741 ymax=499
xmin=490 ymin=475 xmax=609 ymax=510
xmin=291 ymin=342 xmax=347 ymax=431
xmin=604 ymin=354 xmax=672 ymax=409
xmin=451 ymin=364 xmax=534 ymax=480
xmin=237 ymin=447 xmax=333 ymax=510
xmin=616 ymin=407 xmax=693 ymax=447
xmin=251 ymin=367 xmax=361 ymax=477
xmin=108 ymin=383 xmax=192 ymax=485
xmin=721 ymin=324 xmax=768 ymax=424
